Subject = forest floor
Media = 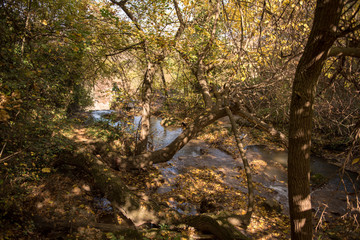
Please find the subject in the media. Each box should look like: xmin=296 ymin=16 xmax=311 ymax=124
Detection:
xmin=1 ymin=107 xmax=359 ymax=240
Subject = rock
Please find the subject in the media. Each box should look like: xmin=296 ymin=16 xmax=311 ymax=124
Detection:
xmin=262 ymin=198 xmax=282 ymax=213
xmin=125 ymin=102 xmax=135 ymax=111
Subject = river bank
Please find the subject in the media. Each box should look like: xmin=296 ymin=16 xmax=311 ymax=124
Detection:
xmin=91 ymin=110 xmax=359 ymax=221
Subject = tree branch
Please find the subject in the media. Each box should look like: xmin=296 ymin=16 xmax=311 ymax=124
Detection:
xmin=336 ymin=23 xmax=360 ymax=39
xmin=173 ymin=0 xmax=186 ymax=43
xmin=328 ymin=47 xmax=360 ymax=58
xmin=110 ymin=0 xmax=142 ymax=31
xmin=105 ymin=41 xmax=144 ymax=57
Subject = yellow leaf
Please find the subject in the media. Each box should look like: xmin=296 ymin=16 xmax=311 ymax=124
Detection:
xmin=352 ymin=158 xmax=360 ymax=165
xmin=41 ymin=168 xmax=51 ymax=173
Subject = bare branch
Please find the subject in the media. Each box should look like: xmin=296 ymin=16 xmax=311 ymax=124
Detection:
xmin=105 ymin=41 xmax=144 ymax=57
xmin=328 ymin=47 xmax=360 ymax=58
xmin=110 ymin=0 xmax=142 ymax=31
xmin=336 ymin=23 xmax=360 ymax=38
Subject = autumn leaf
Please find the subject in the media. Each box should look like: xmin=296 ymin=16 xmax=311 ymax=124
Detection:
xmin=41 ymin=168 xmax=51 ymax=173
xmin=352 ymin=158 xmax=360 ymax=165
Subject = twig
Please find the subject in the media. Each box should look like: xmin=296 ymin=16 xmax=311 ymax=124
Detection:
xmin=0 ymin=151 xmax=21 ymax=163
xmin=0 ymin=142 xmax=6 ymax=159
xmin=315 ymin=203 xmax=328 ymax=232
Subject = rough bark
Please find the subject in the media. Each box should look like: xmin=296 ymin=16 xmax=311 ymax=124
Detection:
xmin=135 ymin=62 xmax=156 ymax=154
xmin=288 ymin=1 xmax=343 ymax=239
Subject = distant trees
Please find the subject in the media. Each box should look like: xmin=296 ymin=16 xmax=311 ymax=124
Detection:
xmin=0 ymin=0 xmax=100 ymax=150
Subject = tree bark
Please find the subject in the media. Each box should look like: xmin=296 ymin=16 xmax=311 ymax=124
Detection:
xmin=328 ymin=47 xmax=360 ymax=58
xmin=196 ymin=65 xmax=213 ymax=108
xmin=135 ymin=62 xmax=156 ymax=154
xmin=288 ymin=1 xmax=343 ymax=239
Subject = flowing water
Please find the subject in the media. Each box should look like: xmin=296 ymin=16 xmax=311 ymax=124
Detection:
xmin=91 ymin=110 xmax=360 ymax=216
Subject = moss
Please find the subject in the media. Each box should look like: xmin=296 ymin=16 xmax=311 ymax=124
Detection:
xmin=310 ymin=173 xmax=328 ymax=188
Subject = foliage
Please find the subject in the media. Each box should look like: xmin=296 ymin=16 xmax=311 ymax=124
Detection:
xmin=1 ymin=0 xmax=360 ymax=239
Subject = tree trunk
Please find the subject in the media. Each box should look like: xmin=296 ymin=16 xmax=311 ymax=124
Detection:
xmin=288 ymin=1 xmax=343 ymax=239
xmin=160 ymin=66 xmax=169 ymax=98
xmin=196 ymin=65 xmax=213 ymax=109
xmin=21 ymin=0 xmax=32 ymax=57
xmin=135 ymin=62 xmax=156 ymax=154
xmin=224 ymin=104 xmax=254 ymax=226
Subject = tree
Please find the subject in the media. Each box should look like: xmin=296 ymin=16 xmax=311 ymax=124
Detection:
xmin=109 ymin=0 xmax=186 ymax=154
xmin=288 ymin=0 xmax=360 ymax=238
xmin=0 ymin=0 xmax=102 ymax=150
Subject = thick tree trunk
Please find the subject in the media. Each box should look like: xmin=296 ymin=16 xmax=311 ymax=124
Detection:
xmin=135 ymin=62 xmax=156 ymax=154
xmin=288 ymin=1 xmax=343 ymax=239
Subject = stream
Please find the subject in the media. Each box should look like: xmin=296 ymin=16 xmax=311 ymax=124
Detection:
xmin=91 ymin=110 xmax=360 ymax=216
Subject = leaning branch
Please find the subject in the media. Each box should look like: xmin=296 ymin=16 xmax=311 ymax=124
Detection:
xmin=114 ymin=98 xmax=287 ymax=170
xmin=223 ymin=91 xmax=254 ymax=227
xmin=233 ymin=98 xmax=288 ymax=148
xmin=116 ymin=107 xmax=231 ymax=169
